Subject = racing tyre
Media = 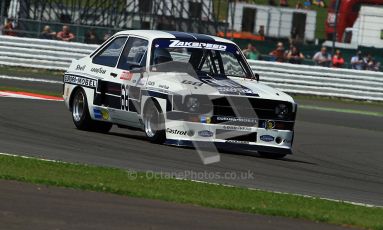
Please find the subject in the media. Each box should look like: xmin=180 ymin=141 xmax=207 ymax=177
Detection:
xmin=71 ymin=88 xmax=112 ymax=133
xmin=258 ymin=152 xmax=286 ymax=159
xmin=143 ymin=99 xmax=166 ymax=144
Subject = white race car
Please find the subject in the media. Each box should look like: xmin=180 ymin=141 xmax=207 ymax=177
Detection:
xmin=63 ymin=30 xmax=297 ymax=158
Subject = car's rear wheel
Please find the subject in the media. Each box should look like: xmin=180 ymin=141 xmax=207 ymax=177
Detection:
xmin=71 ymin=88 xmax=112 ymax=133
xmin=258 ymin=151 xmax=286 ymax=159
xmin=143 ymin=99 xmax=166 ymax=144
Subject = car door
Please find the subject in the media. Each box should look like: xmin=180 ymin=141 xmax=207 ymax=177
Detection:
xmin=109 ymin=36 xmax=150 ymax=127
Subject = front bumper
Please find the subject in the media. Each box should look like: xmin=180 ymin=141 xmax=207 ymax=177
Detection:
xmin=165 ymin=139 xmax=293 ymax=155
xmin=164 ymin=120 xmax=294 ymax=154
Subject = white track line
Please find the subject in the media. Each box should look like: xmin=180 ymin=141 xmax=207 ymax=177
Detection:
xmin=0 ymin=75 xmax=62 ymax=84
xmin=0 ymin=152 xmax=381 ymax=208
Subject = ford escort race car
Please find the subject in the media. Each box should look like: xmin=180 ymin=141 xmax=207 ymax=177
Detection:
xmin=63 ymin=30 xmax=297 ymax=158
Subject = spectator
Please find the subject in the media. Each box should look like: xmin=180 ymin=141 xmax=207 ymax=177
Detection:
xmin=296 ymin=0 xmax=303 ymax=9
xmin=332 ymin=50 xmax=345 ymax=68
xmin=351 ymin=50 xmax=366 ymax=70
xmin=365 ymin=54 xmax=380 ymax=71
xmin=290 ymin=26 xmax=302 ymax=44
xmin=269 ymin=42 xmax=285 ymax=62
xmin=57 ymin=25 xmax=75 ymax=42
xmin=313 ymin=47 xmax=331 ymax=67
xmin=3 ymin=18 xmax=17 ymax=36
xmin=242 ymin=43 xmax=260 ymax=60
xmin=103 ymin=31 xmax=112 ymax=42
xmin=258 ymin=25 xmax=265 ymax=38
xmin=39 ymin=25 xmax=56 ymax=40
xmin=303 ymin=0 xmax=312 ymax=9
xmin=85 ymin=29 xmax=99 ymax=44
xmin=268 ymin=0 xmax=276 ymax=6
xmin=286 ymin=46 xmax=304 ymax=64
xmin=313 ymin=0 xmax=326 ymax=7
xmin=280 ymin=0 xmax=288 ymax=7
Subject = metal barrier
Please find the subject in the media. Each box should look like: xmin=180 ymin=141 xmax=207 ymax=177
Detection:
xmin=0 ymin=35 xmax=97 ymax=70
xmin=249 ymin=60 xmax=383 ymax=101
xmin=1 ymin=35 xmax=382 ymax=101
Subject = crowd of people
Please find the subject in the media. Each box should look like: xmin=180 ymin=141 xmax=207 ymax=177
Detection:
xmin=1 ymin=19 xmax=110 ymax=44
xmin=1 ymin=18 xmax=17 ymax=36
xmin=39 ymin=25 xmax=76 ymax=41
xmin=243 ymin=42 xmax=381 ymax=71
xmin=267 ymin=0 xmax=326 ymax=8
xmin=38 ymin=25 xmax=111 ymax=44
xmin=1 ymin=17 xmax=381 ymax=72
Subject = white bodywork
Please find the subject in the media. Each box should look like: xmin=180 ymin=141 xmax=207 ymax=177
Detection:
xmin=63 ymin=30 xmax=297 ymax=154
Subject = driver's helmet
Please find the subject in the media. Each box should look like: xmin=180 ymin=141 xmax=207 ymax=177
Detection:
xmin=153 ymin=48 xmax=173 ymax=64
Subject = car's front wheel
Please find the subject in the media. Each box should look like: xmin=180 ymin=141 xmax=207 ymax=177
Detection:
xmin=143 ymin=99 xmax=166 ymax=144
xmin=71 ymin=88 xmax=112 ymax=133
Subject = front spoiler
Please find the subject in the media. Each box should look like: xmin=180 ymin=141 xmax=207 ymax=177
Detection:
xmin=164 ymin=139 xmax=292 ymax=155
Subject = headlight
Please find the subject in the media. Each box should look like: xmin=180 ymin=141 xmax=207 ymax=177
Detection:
xmin=275 ymin=104 xmax=289 ymax=119
xmin=185 ymin=96 xmax=200 ymax=113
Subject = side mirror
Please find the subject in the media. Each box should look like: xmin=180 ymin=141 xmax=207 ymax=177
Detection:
xmin=254 ymin=73 xmax=260 ymax=81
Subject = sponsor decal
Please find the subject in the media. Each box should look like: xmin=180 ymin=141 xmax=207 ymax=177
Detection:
xmin=200 ymin=78 xmax=254 ymax=95
xmin=181 ymin=80 xmax=204 ymax=87
xmin=260 ymin=135 xmax=274 ymax=142
xmin=198 ymin=130 xmax=213 ymax=137
xmin=91 ymin=67 xmax=107 ymax=74
xmin=217 ymin=116 xmax=257 ymax=123
xmin=159 ymin=84 xmax=169 ymax=90
xmin=64 ymin=75 xmax=97 ymax=88
xmin=223 ymin=125 xmax=251 ymax=131
xmin=147 ymin=81 xmax=155 ymax=86
xmin=283 ymin=139 xmax=292 ymax=144
xmin=169 ymin=40 xmax=227 ymax=51
xmin=263 ymin=120 xmax=275 ymax=129
xmin=226 ymin=140 xmax=249 ymax=144
xmin=266 ymin=120 xmax=275 ymax=129
xmin=93 ymin=108 xmax=109 ymax=120
xmin=200 ymin=116 xmax=211 ymax=124
xmin=120 ymin=71 xmax=133 ymax=80
xmin=75 ymin=64 xmax=86 ymax=71
xmin=166 ymin=128 xmax=187 ymax=135
xmin=259 ymin=120 xmax=276 ymax=129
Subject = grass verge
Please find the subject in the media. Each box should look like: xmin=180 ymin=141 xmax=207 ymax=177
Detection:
xmin=292 ymin=94 xmax=383 ymax=107
xmin=0 ymin=65 xmax=64 ymax=78
xmin=0 ymin=154 xmax=382 ymax=229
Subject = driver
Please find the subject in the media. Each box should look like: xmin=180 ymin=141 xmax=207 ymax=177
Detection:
xmin=153 ymin=48 xmax=173 ymax=64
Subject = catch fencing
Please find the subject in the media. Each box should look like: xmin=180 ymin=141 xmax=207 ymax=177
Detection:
xmin=1 ymin=35 xmax=382 ymax=101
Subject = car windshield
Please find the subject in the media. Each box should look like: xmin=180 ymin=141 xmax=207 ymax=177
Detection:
xmin=150 ymin=39 xmax=253 ymax=78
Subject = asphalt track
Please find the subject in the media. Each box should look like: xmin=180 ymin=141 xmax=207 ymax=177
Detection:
xmin=1 ymin=92 xmax=383 ymax=206
xmin=0 ymin=180 xmax=348 ymax=230
xmin=1 ymin=74 xmax=383 ymax=229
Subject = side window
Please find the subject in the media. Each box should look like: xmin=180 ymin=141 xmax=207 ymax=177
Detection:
xmin=117 ymin=37 xmax=148 ymax=70
xmin=93 ymin=37 xmax=127 ymax=67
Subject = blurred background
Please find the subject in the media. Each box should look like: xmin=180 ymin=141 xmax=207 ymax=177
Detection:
xmin=1 ymin=0 xmax=382 ymax=71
